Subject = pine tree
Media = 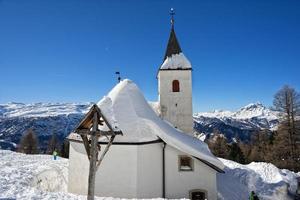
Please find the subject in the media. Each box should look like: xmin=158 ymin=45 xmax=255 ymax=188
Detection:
xmin=228 ymin=142 xmax=245 ymax=164
xmin=17 ymin=128 xmax=39 ymax=154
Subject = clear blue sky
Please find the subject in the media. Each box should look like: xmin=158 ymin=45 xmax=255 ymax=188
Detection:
xmin=0 ymin=0 xmax=300 ymax=112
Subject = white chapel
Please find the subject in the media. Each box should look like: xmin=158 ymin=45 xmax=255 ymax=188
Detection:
xmin=67 ymin=12 xmax=224 ymax=200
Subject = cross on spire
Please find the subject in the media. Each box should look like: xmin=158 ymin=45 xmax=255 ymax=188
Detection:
xmin=170 ymin=8 xmax=175 ymax=28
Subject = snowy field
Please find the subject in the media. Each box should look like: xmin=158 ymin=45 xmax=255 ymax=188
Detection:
xmin=0 ymin=150 xmax=299 ymax=200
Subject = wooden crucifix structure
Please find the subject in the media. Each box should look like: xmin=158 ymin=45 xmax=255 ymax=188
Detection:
xmin=74 ymin=104 xmax=122 ymax=200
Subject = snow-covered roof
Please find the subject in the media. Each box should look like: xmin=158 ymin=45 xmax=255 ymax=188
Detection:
xmin=69 ymin=79 xmax=224 ymax=170
xmin=160 ymin=53 xmax=191 ymax=70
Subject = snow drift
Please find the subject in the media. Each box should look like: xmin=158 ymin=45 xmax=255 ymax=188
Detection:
xmin=217 ymin=159 xmax=300 ymax=200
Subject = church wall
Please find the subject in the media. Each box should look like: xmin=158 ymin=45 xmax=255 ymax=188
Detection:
xmin=136 ymin=143 xmax=163 ymax=198
xmin=68 ymin=141 xmax=89 ymax=195
xmin=94 ymin=144 xmax=138 ymax=198
xmin=158 ymin=70 xmax=193 ymax=134
xmin=165 ymin=145 xmax=218 ymax=200
xmin=68 ymin=141 xmax=138 ymax=197
xmin=68 ymin=141 xmax=164 ymax=198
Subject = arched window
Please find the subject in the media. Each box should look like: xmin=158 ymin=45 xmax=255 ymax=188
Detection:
xmin=172 ymin=80 xmax=180 ymax=92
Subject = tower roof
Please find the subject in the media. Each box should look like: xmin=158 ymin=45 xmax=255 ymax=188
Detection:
xmin=163 ymin=26 xmax=182 ymax=60
xmin=158 ymin=9 xmax=191 ymax=71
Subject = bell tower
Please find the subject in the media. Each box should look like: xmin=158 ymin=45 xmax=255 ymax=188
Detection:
xmin=157 ymin=9 xmax=193 ymax=134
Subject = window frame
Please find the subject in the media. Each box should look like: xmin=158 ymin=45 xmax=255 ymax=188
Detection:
xmin=172 ymin=80 xmax=180 ymax=92
xmin=178 ymin=155 xmax=194 ymax=172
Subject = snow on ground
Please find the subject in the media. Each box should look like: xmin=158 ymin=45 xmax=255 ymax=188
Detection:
xmin=0 ymin=150 xmax=83 ymax=199
xmin=217 ymin=158 xmax=300 ymax=200
xmin=0 ymin=150 xmax=299 ymax=200
xmin=0 ymin=150 xmax=180 ymax=200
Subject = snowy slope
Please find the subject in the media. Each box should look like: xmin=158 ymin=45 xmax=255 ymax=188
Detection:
xmin=0 ymin=150 xmax=298 ymax=200
xmin=217 ymin=158 xmax=300 ymax=200
xmin=194 ymin=103 xmax=281 ymax=142
xmin=0 ymin=103 xmax=92 ymax=151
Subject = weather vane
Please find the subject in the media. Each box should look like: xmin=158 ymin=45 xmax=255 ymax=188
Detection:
xmin=170 ymin=8 xmax=175 ymax=27
xmin=115 ymin=71 xmax=121 ymax=83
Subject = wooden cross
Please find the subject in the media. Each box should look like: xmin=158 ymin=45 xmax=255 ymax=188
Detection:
xmin=74 ymin=104 xmax=122 ymax=200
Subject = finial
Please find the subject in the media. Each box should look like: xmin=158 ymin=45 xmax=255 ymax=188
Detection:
xmin=115 ymin=71 xmax=121 ymax=83
xmin=170 ymin=8 xmax=175 ymax=28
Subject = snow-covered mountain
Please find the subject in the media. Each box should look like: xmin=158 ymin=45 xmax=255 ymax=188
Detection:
xmin=0 ymin=102 xmax=280 ymax=151
xmin=193 ymin=103 xmax=281 ymax=142
xmin=0 ymin=102 xmax=92 ymax=150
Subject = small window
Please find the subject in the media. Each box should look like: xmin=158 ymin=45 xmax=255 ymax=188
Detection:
xmin=172 ymin=80 xmax=180 ymax=92
xmin=189 ymin=189 xmax=207 ymax=200
xmin=178 ymin=155 xmax=194 ymax=171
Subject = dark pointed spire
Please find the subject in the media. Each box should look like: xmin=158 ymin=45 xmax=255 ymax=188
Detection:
xmin=163 ymin=8 xmax=182 ymax=60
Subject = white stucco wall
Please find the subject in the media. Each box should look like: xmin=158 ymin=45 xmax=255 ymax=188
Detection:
xmin=158 ymin=70 xmax=193 ymax=134
xmin=165 ymin=145 xmax=218 ymax=200
xmin=136 ymin=143 xmax=163 ymax=198
xmin=68 ymin=141 xmax=89 ymax=195
xmin=68 ymin=141 xmax=163 ymax=198
xmin=68 ymin=141 xmax=217 ymax=199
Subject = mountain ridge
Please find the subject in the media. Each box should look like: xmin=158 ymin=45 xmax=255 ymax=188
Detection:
xmin=0 ymin=102 xmax=280 ymax=150
xmin=193 ymin=102 xmax=280 ymax=142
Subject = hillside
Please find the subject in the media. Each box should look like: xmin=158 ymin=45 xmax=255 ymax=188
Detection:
xmin=194 ymin=103 xmax=281 ymax=142
xmin=0 ymin=102 xmax=281 ymax=150
xmin=0 ymin=102 xmax=92 ymax=150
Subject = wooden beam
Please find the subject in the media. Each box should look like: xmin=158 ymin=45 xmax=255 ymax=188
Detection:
xmin=96 ymin=135 xmax=115 ymax=171
xmin=87 ymin=112 xmax=99 ymax=200
xmin=81 ymin=135 xmax=90 ymax=159
xmin=77 ymin=129 xmax=118 ymax=136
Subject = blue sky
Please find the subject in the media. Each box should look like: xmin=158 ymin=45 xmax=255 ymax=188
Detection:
xmin=0 ymin=0 xmax=300 ymax=112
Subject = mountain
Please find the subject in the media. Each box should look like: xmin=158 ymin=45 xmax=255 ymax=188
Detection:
xmin=0 ymin=102 xmax=280 ymax=151
xmin=0 ymin=102 xmax=92 ymax=151
xmin=193 ymin=103 xmax=281 ymax=142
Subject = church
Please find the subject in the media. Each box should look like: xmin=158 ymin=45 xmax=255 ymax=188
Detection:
xmin=67 ymin=13 xmax=224 ymax=200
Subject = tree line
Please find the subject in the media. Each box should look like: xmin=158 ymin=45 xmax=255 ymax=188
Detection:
xmin=207 ymin=85 xmax=300 ymax=172
xmin=17 ymin=128 xmax=70 ymax=158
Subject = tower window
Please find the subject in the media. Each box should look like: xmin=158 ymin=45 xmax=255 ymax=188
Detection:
xmin=172 ymin=80 xmax=180 ymax=92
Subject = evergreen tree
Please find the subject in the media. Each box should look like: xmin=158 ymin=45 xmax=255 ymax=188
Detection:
xmin=228 ymin=142 xmax=245 ymax=164
xmin=17 ymin=128 xmax=39 ymax=154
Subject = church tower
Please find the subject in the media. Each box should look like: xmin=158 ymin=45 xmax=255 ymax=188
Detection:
xmin=157 ymin=9 xmax=193 ymax=134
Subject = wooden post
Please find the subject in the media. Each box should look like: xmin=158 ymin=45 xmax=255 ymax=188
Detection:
xmin=87 ymin=112 xmax=98 ymax=200
xmin=74 ymin=104 xmax=121 ymax=200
